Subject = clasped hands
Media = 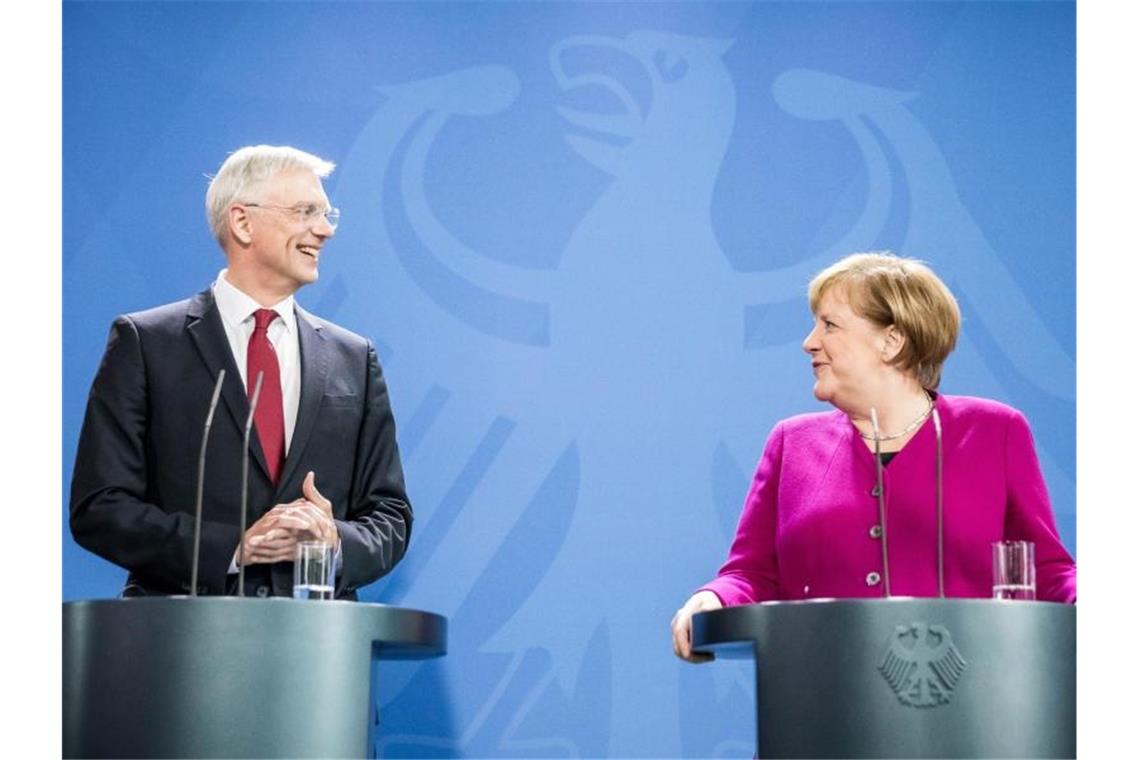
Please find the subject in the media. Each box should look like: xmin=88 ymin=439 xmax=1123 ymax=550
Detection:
xmin=234 ymin=471 xmax=340 ymax=566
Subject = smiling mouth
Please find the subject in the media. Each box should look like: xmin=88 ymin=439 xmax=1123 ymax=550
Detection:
xmin=298 ymin=245 xmax=320 ymax=260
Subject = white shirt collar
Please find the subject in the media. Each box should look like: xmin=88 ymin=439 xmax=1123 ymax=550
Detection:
xmin=212 ymin=269 xmax=296 ymax=333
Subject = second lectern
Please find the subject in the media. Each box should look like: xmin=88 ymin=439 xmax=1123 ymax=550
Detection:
xmin=692 ymin=598 xmax=1074 ymax=758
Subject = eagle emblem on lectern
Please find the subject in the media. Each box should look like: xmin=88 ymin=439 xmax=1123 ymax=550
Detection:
xmin=878 ymin=623 xmax=967 ymax=707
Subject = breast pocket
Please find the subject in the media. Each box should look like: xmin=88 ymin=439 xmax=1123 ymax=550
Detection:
xmin=320 ymin=393 xmax=360 ymax=411
xmin=316 ymin=394 xmax=362 ymax=442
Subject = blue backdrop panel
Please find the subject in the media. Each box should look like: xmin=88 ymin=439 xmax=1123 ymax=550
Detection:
xmin=63 ymin=2 xmax=1074 ymax=756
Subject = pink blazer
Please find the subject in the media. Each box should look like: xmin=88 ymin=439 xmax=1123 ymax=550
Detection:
xmin=700 ymin=395 xmax=1076 ymax=604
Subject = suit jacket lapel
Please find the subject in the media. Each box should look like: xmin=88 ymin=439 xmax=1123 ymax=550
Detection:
xmin=185 ymin=287 xmax=273 ymax=483
xmin=278 ymin=305 xmax=329 ymax=491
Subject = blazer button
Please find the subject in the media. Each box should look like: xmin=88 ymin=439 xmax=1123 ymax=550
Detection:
xmin=866 ymin=571 xmax=882 ymax=586
xmin=870 ymin=485 xmax=882 ymax=497
xmin=255 ymin=585 xmax=270 ymax=598
xmin=869 ymin=524 xmax=883 ymax=539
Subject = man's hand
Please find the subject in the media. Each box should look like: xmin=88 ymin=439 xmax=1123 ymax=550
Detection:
xmin=233 ymin=472 xmax=340 ymax=566
xmin=234 ymin=508 xmax=298 ymax=566
xmin=287 ymin=471 xmax=339 ymax=548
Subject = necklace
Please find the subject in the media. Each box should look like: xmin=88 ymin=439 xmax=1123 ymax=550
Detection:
xmin=858 ymin=392 xmax=933 ymax=441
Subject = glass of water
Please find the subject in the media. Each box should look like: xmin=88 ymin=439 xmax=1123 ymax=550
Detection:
xmin=293 ymin=541 xmax=335 ymax=600
xmin=992 ymin=540 xmax=1036 ymax=600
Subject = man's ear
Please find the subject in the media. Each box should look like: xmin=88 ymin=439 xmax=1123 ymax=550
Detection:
xmin=882 ymin=325 xmax=906 ymax=362
xmin=228 ymin=204 xmax=254 ymax=246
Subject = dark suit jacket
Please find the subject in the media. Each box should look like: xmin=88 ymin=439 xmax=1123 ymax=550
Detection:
xmin=70 ymin=287 xmax=413 ymax=598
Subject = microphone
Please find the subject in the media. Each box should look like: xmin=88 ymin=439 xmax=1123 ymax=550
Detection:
xmin=869 ymin=398 xmax=946 ymax=599
xmin=190 ymin=369 xmax=227 ymax=597
xmin=869 ymin=407 xmax=892 ymax=597
xmin=237 ymin=371 xmax=264 ymax=597
xmin=932 ymin=406 xmax=945 ymax=598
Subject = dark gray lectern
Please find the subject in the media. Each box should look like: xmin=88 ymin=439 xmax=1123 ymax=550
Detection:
xmin=63 ymin=598 xmax=447 ymax=759
xmin=692 ymin=599 xmax=1074 ymax=759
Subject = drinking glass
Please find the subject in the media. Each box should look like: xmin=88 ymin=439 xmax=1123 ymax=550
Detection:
xmin=293 ymin=541 xmax=334 ymax=600
xmin=992 ymin=540 xmax=1036 ymax=600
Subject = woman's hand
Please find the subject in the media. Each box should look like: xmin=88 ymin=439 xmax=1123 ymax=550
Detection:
xmin=671 ymin=591 xmax=723 ymax=663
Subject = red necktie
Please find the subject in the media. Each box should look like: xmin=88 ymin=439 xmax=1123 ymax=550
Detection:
xmin=247 ymin=308 xmax=285 ymax=484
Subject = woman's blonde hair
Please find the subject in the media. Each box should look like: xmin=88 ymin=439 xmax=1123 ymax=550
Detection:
xmin=808 ymin=252 xmax=960 ymax=389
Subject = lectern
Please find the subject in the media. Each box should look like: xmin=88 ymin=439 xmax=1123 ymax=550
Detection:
xmin=692 ymin=599 xmax=1074 ymax=759
xmin=63 ymin=598 xmax=447 ymax=758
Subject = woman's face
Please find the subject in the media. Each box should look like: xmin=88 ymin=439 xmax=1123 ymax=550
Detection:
xmin=802 ymin=286 xmax=892 ymax=411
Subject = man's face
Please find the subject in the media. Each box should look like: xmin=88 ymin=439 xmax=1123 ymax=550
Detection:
xmin=242 ymin=168 xmax=335 ymax=295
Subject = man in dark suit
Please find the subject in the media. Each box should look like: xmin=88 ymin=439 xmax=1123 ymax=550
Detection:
xmin=70 ymin=145 xmax=412 ymax=599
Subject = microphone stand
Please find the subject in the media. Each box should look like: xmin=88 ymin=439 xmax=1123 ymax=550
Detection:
xmin=190 ymin=369 xmax=226 ymax=597
xmin=237 ymin=371 xmax=264 ymax=598
xmin=933 ymin=406 xmax=945 ymax=598
xmin=870 ymin=398 xmax=946 ymax=600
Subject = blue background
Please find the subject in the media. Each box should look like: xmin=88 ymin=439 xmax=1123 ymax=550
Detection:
xmin=63 ymin=2 xmax=1074 ymax=756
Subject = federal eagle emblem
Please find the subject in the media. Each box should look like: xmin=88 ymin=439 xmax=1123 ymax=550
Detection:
xmin=878 ymin=623 xmax=967 ymax=708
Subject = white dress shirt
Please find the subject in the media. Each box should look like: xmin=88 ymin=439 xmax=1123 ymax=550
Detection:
xmin=212 ymin=269 xmax=301 ymax=454
xmin=215 ymin=270 xmax=339 ymax=577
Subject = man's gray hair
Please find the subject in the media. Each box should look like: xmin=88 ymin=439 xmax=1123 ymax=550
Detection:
xmin=205 ymin=145 xmax=335 ymax=245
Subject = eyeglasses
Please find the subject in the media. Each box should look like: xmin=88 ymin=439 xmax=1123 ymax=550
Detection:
xmin=243 ymin=202 xmax=340 ymax=230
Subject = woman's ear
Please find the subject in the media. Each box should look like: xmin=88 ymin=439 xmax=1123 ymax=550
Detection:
xmin=882 ymin=325 xmax=906 ymax=362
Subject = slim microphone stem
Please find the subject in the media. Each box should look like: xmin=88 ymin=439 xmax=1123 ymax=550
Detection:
xmin=237 ymin=371 xmax=264 ymax=598
xmin=190 ymin=369 xmax=226 ymax=597
xmin=869 ymin=407 xmax=891 ymax=598
xmin=933 ymin=406 xmax=945 ymax=598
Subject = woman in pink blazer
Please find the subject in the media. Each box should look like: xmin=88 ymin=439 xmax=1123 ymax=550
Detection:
xmin=672 ymin=252 xmax=1076 ymax=662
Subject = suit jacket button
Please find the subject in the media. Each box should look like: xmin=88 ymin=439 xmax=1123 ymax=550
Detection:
xmin=869 ymin=525 xmax=883 ymax=539
xmin=870 ymin=485 xmax=882 ymax=497
xmin=255 ymin=585 xmax=270 ymax=598
xmin=866 ymin=571 xmax=882 ymax=586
